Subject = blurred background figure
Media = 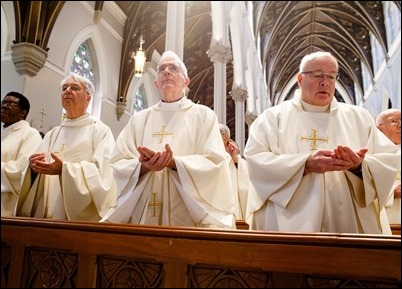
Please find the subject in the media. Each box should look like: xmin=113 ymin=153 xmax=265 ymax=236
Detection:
xmin=219 ymin=123 xmax=249 ymax=222
xmin=376 ymin=108 xmax=401 ymax=225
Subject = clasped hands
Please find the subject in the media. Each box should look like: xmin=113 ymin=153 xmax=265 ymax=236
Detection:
xmin=29 ymin=153 xmax=63 ymax=175
xmin=304 ymin=145 xmax=368 ymax=175
xmin=138 ymin=144 xmax=176 ymax=175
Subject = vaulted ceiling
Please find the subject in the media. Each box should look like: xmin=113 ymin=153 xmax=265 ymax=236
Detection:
xmin=115 ymin=1 xmax=400 ymax=131
xmin=10 ymin=1 xmax=401 ymax=134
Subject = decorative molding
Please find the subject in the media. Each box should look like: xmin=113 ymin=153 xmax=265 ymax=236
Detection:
xmin=94 ymin=10 xmax=102 ymax=23
xmin=11 ymin=42 xmax=47 ymax=77
xmin=116 ymin=101 xmax=126 ymax=121
xmin=207 ymin=43 xmax=232 ymax=63
xmin=245 ymin=111 xmax=257 ymax=126
xmin=230 ymin=88 xmax=248 ymax=102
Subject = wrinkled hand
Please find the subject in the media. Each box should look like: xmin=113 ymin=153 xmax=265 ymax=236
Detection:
xmin=226 ymin=139 xmax=240 ymax=163
xmin=331 ymin=145 xmax=368 ymax=171
xmin=29 ymin=152 xmax=63 ymax=175
xmin=304 ymin=146 xmax=368 ymax=175
xmin=138 ymin=144 xmax=175 ymax=175
xmin=304 ymin=149 xmax=349 ymax=175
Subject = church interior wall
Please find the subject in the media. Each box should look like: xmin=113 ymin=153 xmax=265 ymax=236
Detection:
xmin=0 ymin=1 xmax=128 ymax=137
xmin=1 ymin=1 xmax=401 ymax=139
xmin=363 ymin=34 xmax=401 ymax=117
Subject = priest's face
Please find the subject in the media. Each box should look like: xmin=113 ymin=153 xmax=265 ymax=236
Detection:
xmin=297 ymin=55 xmax=338 ymax=107
xmin=1 ymin=95 xmax=27 ymax=127
xmin=155 ymin=59 xmax=190 ymax=102
xmin=60 ymin=78 xmax=91 ymax=119
xmin=378 ymin=110 xmax=401 ymax=145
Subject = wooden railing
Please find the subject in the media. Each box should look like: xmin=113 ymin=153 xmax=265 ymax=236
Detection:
xmin=1 ymin=217 xmax=400 ymax=288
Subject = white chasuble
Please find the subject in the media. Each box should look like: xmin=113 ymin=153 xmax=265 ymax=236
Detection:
xmin=17 ymin=114 xmax=117 ymax=221
xmin=102 ymin=98 xmax=236 ymax=228
xmin=1 ymin=120 xmax=42 ymax=216
xmin=384 ymin=155 xmax=401 ymax=225
xmin=244 ymin=94 xmax=400 ymax=234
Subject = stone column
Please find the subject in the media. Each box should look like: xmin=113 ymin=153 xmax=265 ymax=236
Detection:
xmin=230 ymin=87 xmax=248 ymax=154
xmin=207 ymin=43 xmax=232 ymax=123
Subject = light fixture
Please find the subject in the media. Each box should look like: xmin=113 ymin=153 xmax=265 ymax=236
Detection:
xmin=133 ymin=35 xmax=146 ymax=77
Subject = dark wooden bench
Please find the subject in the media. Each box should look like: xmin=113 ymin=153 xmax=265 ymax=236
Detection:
xmin=1 ymin=217 xmax=400 ymax=288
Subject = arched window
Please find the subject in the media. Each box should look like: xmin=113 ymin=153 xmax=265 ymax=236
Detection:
xmin=134 ymin=83 xmax=148 ymax=113
xmin=383 ymin=1 xmax=401 ymax=49
xmin=70 ymin=40 xmax=96 ymax=115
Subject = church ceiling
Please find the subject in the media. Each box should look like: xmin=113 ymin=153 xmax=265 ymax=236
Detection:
xmin=115 ymin=1 xmax=400 ymax=132
xmin=10 ymin=1 xmax=400 ymax=134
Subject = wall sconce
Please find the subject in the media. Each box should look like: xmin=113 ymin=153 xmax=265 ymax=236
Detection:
xmin=132 ymin=35 xmax=146 ymax=77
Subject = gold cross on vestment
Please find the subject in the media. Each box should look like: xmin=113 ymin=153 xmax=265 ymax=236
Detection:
xmin=153 ymin=125 xmax=173 ymax=143
xmin=53 ymin=144 xmax=65 ymax=154
xmin=148 ymin=192 xmax=162 ymax=217
xmin=301 ymin=129 xmax=328 ymax=151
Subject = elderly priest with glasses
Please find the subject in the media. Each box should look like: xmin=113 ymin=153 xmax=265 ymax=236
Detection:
xmin=16 ymin=73 xmax=117 ymax=221
xmin=244 ymin=51 xmax=400 ymax=235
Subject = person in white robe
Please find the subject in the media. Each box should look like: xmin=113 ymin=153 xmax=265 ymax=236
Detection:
xmin=101 ymin=51 xmax=236 ymax=228
xmin=1 ymin=91 xmax=42 ymax=217
xmin=244 ymin=51 xmax=400 ymax=234
xmin=16 ymin=73 xmax=116 ymax=221
xmin=376 ymin=108 xmax=401 ymax=225
xmin=219 ymin=123 xmax=249 ymax=221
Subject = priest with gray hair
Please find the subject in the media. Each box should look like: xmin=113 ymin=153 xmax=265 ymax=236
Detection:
xmin=101 ymin=51 xmax=236 ymax=228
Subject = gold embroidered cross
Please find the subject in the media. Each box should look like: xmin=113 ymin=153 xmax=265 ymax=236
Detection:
xmin=153 ymin=125 xmax=173 ymax=143
xmin=301 ymin=129 xmax=328 ymax=151
xmin=53 ymin=144 xmax=65 ymax=154
xmin=148 ymin=192 xmax=162 ymax=217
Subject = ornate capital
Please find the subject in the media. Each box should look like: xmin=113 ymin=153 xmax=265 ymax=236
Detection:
xmin=207 ymin=44 xmax=232 ymax=63
xmin=245 ymin=111 xmax=257 ymax=126
xmin=94 ymin=10 xmax=102 ymax=23
xmin=116 ymin=101 xmax=126 ymax=121
xmin=11 ymin=42 xmax=47 ymax=77
xmin=230 ymin=88 xmax=248 ymax=102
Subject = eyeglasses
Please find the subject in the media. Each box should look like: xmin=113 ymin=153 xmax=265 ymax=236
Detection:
xmin=157 ymin=64 xmax=182 ymax=74
xmin=301 ymin=70 xmax=340 ymax=81
xmin=381 ymin=119 xmax=401 ymax=127
xmin=1 ymin=100 xmax=20 ymax=108
xmin=61 ymin=84 xmax=83 ymax=92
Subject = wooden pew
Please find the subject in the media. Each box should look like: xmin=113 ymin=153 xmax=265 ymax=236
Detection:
xmin=390 ymin=224 xmax=401 ymax=235
xmin=1 ymin=217 xmax=400 ymax=288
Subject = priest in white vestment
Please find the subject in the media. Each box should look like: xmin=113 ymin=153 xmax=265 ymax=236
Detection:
xmin=376 ymin=108 xmax=401 ymax=225
xmin=244 ymin=51 xmax=400 ymax=234
xmin=219 ymin=123 xmax=249 ymax=220
xmin=1 ymin=92 xmax=42 ymax=216
xmin=16 ymin=73 xmax=117 ymax=221
xmin=101 ymin=51 xmax=236 ymax=228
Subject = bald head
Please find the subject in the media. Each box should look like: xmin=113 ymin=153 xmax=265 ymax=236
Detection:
xmin=376 ymin=108 xmax=401 ymax=145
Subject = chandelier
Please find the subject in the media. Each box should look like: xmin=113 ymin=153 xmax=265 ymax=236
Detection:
xmin=132 ymin=35 xmax=146 ymax=77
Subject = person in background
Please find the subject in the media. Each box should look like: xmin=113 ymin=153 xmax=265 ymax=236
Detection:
xmin=1 ymin=91 xmax=42 ymax=216
xmin=219 ymin=123 xmax=249 ymax=221
xmin=376 ymin=108 xmax=401 ymax=225
xmin=244 ymin=51 xmax=399 ymax=234
xmin=101 ymin=51 xmax=236 ymax=228
xmin=17 ymin=72 xmax=117 ymax=221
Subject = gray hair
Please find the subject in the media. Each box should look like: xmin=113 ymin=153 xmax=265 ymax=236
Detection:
xmin=158 ymin=51 xmax=188 ymax=77
xmin=376 ymin=108 xmax=400 ymax=126
xmin=60 ymin=72 xmax=95 ymax=96
xmin=219 ymin=123 xmax=230 ymax=137
xmin=157 ymin=51 xmax=190 ymax=96
xmin=299 ymin=51 xmax=338 ymax=72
